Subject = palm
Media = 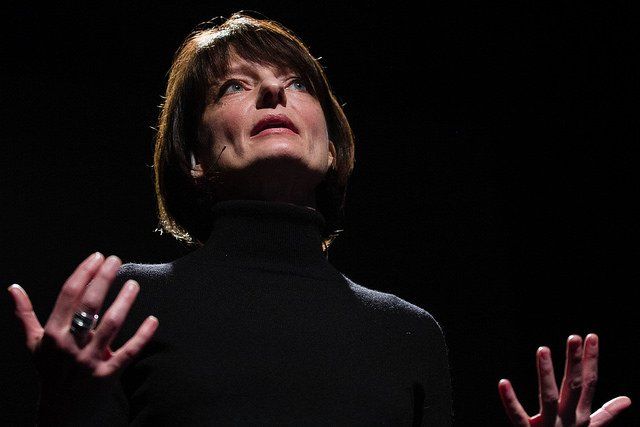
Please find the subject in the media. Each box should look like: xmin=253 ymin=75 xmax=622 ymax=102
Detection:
xmin=8 ymin=253 xmax=159 ymax=422
xmin=499 ymin=334 xmax=631 ymax=427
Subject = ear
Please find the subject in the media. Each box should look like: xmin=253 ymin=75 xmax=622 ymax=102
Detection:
xmin=327 ymin=141 xmax=337 ymax=170
xmin=189 ymin=152 xmax=204 ymax=178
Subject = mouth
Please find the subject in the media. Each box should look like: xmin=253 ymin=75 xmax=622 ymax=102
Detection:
xmin=250 ymin=114 xmax=299 ymax=137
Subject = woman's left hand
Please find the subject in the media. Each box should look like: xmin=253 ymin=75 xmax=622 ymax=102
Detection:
xmin=498 ymin=333 xmax=631 ymax=426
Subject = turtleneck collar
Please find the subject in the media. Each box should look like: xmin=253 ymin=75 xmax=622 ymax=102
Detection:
xmin=196 ymin=199 xmax=332 ymax=275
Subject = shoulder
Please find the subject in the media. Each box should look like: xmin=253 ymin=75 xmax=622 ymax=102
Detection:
xmin=339 ymin=272 xmax=445 ymax=338
xmin=115 ymin=261 xmax=175 ymax=284
xmin=107 ymin=262 xmax=178 ymax=307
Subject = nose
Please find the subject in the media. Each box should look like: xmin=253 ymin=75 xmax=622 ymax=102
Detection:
xmin=256 ymin=80 xmax=286 ymax=109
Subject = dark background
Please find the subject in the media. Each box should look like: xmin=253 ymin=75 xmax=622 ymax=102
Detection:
xmin=2 ymin=2 xmax=637 ymax=425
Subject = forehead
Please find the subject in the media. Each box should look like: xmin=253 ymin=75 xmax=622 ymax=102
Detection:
xmin=223 ymin=50 xmax=295 ymax=76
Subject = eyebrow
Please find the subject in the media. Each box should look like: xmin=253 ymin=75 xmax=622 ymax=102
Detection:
xmin=223 ymin=61 xmax=295 ymax=79
xmin=225 ymin=62 xmax=256 ymax=75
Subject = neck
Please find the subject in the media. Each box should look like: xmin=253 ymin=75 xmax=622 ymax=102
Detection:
xmin=198 ymin=199 xmax=330 ymax=276
xmin=209 ymin=159 xmax=322 ymax=208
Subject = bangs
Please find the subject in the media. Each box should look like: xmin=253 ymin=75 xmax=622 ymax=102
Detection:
xmin=154 ymin=12 xmax=355 ymax=247
xmin=195 ymin=24 xmax=323 ymax=98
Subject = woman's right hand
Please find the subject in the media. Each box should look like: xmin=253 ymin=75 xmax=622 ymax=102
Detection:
xmin=8 ymin=252 xmax=159 ymax=422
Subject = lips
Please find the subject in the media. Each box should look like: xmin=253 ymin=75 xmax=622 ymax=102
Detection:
xmin=250 ymin=114 xmax=298 ymax=137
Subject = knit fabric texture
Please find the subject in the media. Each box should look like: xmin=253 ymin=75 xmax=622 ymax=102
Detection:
xmin=94 ymin=199 xmax=452 ymax=426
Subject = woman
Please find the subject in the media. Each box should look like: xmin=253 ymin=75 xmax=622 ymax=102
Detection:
xmin=7 ymin=12 xmax=630 ymax=426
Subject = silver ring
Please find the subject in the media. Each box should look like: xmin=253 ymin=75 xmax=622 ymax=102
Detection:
xmin=70 ymin=310 xmax=99 ymax=337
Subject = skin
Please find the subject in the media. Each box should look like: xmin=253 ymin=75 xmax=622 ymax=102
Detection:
xmin=499 ymin=334 xmax=632 ymax=426
xmin=192 ymin=49 xmax=336 ymax=208
xmin=8 ymin=253 xmax=158 ymax=422
xmin=7 ymin=50 xmax=337 ymax=422
xmin=8 ymin=51 xmax=631 ymax=426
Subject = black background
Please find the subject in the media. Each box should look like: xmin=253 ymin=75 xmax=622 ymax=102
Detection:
xmin=2 ymin=2 xmax=637 ymax=425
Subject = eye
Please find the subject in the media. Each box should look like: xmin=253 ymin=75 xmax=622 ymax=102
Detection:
xmin=288 ymin=78 xmax=308 ymax=92
xmin=219 ymin=80 xmax=245 ymax=96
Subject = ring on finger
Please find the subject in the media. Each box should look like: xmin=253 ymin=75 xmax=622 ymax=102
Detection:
xmin=70 ymin=310 xmax=99 ymax=339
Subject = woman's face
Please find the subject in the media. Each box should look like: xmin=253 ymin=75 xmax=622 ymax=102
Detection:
xmin=195 ymin=50 xmax=335 ymax=204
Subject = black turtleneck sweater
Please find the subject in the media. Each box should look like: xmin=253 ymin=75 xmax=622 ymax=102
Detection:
xmin=94 ymin=200 xmax=452 ymax=426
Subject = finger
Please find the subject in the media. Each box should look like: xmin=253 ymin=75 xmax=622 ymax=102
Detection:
xmin=558 ymin=335 xmax=583 ymax=424
xmin=88 ymin=280 xmax=140 ymax=352
xmin=498 ymin=379 xmax=530 ymax=427
xmin=590 ymin=396 xmax=632 ymax=427
xmin=98 ymin=315 xmax=159 ymax=376
xmin=576 ymin=333 xmax=599 ymax=418
xmin=76 ymin=255 xmax=122 ymax=317
xmin=7 ymin=284 xmax=44 ymax=351
xmin=45 ymin=252 xmax=104 ymax=330
xmin=536 ymin=346 xmax=558 ymax=426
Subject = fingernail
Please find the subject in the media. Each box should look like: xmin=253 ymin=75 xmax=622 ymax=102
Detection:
xmin=7 ymin=284 xmax=26 ymax=295
xmin=569 ymin=335 xmax=583 ymax=346
xmin=538 ymin=347 xmax=549 ymax=360
xmin=87 ymin=252 xmax=104 ymax=265
xmin=105 ymin=255 xmax=120 ymax=266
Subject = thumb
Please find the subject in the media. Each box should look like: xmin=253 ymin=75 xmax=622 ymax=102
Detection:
xmin=8 ymin=284 xmax=44 ymax=352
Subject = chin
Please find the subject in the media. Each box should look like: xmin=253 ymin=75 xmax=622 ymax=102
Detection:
xmin=252 ymin=142 xmax=307 ymax=160
xmin=253 ymin=138 xmax=301 ymax=153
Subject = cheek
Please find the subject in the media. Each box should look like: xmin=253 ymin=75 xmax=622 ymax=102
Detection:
xmin=204 ymin=107 xmax=246 ymax=151
xmin=215 ymin=114 xmax=243 ymax=143
xmin=303 ymin=105 xmax=331 ymax=147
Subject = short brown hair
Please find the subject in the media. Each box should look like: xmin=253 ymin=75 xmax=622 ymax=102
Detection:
xmin=153 ymin=12 xmax=355 ymax=251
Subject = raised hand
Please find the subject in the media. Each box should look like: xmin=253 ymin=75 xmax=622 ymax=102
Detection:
xmin=8 ymin=252 xmax=158 ymax=422
xmin=499 ymin=334 xmax=631 ymax=426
